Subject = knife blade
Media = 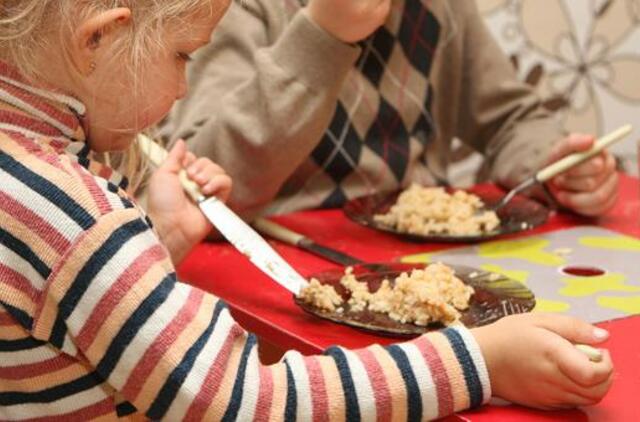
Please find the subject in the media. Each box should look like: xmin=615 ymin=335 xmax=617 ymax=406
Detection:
xmin=254 ymin=218 xmax=364 ymax=266
xmin=138 ymin=135 xmax=308 ymax=295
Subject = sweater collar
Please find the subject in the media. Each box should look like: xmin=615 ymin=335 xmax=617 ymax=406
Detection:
xmin=0 ymin=61 xmax=128 ymax=191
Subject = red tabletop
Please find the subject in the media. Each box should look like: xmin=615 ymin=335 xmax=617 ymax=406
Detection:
xmin=178 ymin=174 xmax=640 ymax=421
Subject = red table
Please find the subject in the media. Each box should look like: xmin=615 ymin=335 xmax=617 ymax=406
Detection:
xmin=179 ymin=174 xmax=640 ymax=421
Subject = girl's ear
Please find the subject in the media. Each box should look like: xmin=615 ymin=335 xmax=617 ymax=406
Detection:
xmin=71 ymin=8 xmax=132 ymax=76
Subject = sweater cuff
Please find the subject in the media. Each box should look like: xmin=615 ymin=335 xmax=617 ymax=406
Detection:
xmin=269 ymin=10 xmax=361 ymax=92
xmin=434 ymin=326 xmax=492 ymax=415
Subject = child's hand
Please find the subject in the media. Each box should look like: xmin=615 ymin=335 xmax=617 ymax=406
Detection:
xmin=472 ymin=313 xmax=614 ymax=410
xmin=147 ymin=140 xmax=232 ymax=264
xmin=546 ymin=134 xmax=619 ymax=216
xmin=306 ymin=0 xmax=391 ymax=43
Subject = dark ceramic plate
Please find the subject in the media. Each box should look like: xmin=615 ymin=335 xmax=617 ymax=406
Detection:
xmin=343 ymin=188 xmax=549 ymax=243
xmin=295 ymin=263 xmax=535 ymax=337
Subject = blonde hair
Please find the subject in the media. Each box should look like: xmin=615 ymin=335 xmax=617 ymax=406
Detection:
xmin=0 ymin=0 xmax=215 ymax=190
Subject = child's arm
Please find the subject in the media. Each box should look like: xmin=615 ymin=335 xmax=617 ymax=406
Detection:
xmin=38 ymin=207 xmax=491 ymax=420
xmin=38 ymin=206 xmax=612 ymax=419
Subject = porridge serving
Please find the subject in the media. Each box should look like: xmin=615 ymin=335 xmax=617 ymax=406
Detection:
xmin=373 ymin=184 xmax=500 ymax=236
xmin=298 ymin=263 xmax=474 ymax=326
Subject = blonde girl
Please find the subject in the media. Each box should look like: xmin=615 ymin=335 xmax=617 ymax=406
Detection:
xmin=0 ymin=1 xmax=613 ymax=420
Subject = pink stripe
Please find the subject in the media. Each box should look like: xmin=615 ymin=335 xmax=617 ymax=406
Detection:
xmin=8 ymin=131 xmax=70 ymax=172
xmin=0 ymin=355 xmax=76 ymax=380
xmin=122 ymin=288 xmax=204 ymax=399
xmin=184 ymin=324 xmax=244 ymax=421
xmin=69 ymin=161 xmax=112 ymax=215
xmin=0 ymin=109 xmax=63 ymax=137
xmin=48 ymin=139 xmax=68 ymax=150
xmin=0 ymin=263 xmax=39 ymax=301
xmin=415 ymin=336 xmax=453 ymax=417
xmin=304 ymin=356 xmax=329 ymax=422
xmin=98 ymin=166 xmax=115 ymax=181
xmin=17 ymin=397 xmax=115 ymax=422
xmin=0 ymin=61 xmax=29 ymax=84
xmin=0 ymin=79 xmax=79 ymax=131
xmin=253 ymin=365 xmax=274 ymax=420
xmin=355 ymin=349 xmax=392 ymax=422
xmin=75 ymin=244 xmax=167 ymax=351
xmin=0 ymin=191 xmax=71 ymax=255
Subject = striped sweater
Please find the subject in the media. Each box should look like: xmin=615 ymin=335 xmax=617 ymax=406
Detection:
xmin=0 ymin=62 xmax=490 ymax=421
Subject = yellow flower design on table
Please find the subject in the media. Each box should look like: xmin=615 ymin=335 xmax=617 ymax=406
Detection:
xmin=400 ymin=228 xmax=640 ymax=322
xmin=480 ymin=264 xmax=571 ymax=313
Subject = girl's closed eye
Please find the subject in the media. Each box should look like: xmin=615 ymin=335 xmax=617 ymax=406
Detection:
xmin=176 ymin=52 xmax=192 ymax=62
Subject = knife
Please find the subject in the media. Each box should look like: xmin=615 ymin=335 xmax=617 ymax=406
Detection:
xmin=254 ymin=218 xmax=364 ymax=266
xmin=138 ymin=135 xmax=308 ymax=296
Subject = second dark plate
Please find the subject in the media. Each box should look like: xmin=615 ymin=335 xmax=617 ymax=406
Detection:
xmin=343 ymin=187 xmax=549 ymax=243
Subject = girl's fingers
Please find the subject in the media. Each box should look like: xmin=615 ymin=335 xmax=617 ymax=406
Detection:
xmin=531 ymin=314 xmax=608 ymax=344
xmin=556 ymin=343 xmax=613 ymax=388
xmin=568 ymin=369 xmax=615 ymax=403
xmin=183 ymin=151 xmax=196 ymax=168
xmin=159 ymin=139 xmax=187 ymax=174
xmin=201 ymin=175 xmax=232 ymax=201
xmin=187 ymin=157 xmax=224 ymax=178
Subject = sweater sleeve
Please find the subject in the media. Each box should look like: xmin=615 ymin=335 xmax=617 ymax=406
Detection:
xmin=37 ymin=207 xmax=491 ymax=420
xmin=454 ymin=0 xmax=566 ymax=188
xmin=160 ymin=0 xmax=360 ymax=219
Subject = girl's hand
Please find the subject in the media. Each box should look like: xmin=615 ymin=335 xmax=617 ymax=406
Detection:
xmin=305 ymin=0 xmax=391 ymax=43
xmin=546 ymin=134 xmax=619 ymax=217
xmin=472 ymin=313 xmax=614 ymax=410
xmin=147 ymin=140 xmax=232 ymax=264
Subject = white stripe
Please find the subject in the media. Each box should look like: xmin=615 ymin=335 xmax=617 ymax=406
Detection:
xmin=0 ymin=243 xmax=44 ymax=291
xmin=108 ymin=282 xmax=191 ymax=390
xmin=0 ymin=344 xmax=58 ymax=367
xmin=0 ymin=74 xmax=85 ymax=115
xmin=343 ymin=348 xmax=377 ymax=421
xmin=398 ymin=342 xmax=439 ymax=420
xmin=2 ymin=383 xmax=110 ymax=419
xmin=67 ymin=229 xmax=157 ymax=331
xmin=456 ymin=327 xmax=492 ymax=403
xmin=234 ymin=346 xmax=260 ymax=421
xmin=59 ymin=332 xmax=79 ymax=357
xmin=96 ymin=178 xmax=127 ymax=211
xmin=0 ymin=168 xmax=84 ymax=242
xmin=0 ymin=123 xmax=68 ymax=143
xmin=164 ymin=305 xmax=236 ymax=420
xmin=283 ymin=350 xmax=313 ymax=420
